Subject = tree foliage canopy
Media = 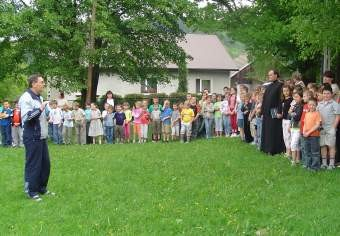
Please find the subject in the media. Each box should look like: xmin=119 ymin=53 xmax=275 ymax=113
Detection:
xmin=0 ymin=0 xmax=198 ymax=97
xmin=194 ymin=0 xmax=340 ymax=80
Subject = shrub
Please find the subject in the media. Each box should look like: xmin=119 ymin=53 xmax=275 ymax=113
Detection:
xmin=124 ymin=93 xmax=149 ymax=107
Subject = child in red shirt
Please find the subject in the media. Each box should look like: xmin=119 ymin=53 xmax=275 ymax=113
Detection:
xmin=12 ymin=102 xmax=23 ymax=147
xmin=300 ymin=90 xmax=313 ymax=167
xmin=140 ymin=105 xmax=150 ymax=143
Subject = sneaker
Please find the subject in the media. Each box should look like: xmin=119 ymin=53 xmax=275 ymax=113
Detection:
xmin=321 ymin=164 xmax=328 ymax=169
xmin=291 ymin=161 xmax=296 ymax=166
xmin=31 ymin=195 xmax=42 ymax=202
xmin=42 ymin=190 xmax=56 ymax=196
xmin=328 ymin=165 xmax=335 ymax=170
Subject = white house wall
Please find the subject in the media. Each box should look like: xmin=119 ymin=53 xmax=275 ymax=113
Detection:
xmin=157 ymin=79 xmax=178 ymax=94
xmin=50 ymin=70 xmax=231 ymax=101
xmin=98 ymin=74 xmax=141 ymax=96
xmin=187 ymin=70 xmax=230 ymax=94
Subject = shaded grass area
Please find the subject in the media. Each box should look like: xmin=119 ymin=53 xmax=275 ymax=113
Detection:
xmin=0 ymin=138 xmax=339 ymax=235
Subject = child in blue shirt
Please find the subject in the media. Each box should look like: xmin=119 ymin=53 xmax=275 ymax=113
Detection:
xmin=103 ymin=105 xmax=115 ymax=144
xmin=0 ymin=101 xmax=13 ymax=147
xmin=114 ymin=105 xmax=126 ymax=144
xmin=160 ymin=100 xmax=172 ymax=142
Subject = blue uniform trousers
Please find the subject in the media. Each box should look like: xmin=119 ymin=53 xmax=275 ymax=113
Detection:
xmin=24 ymin=139 xmax=50 ymax=197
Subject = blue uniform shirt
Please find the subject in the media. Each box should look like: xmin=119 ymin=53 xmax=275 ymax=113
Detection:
xmin=19 ymin=89 xmax=48 ymax=140
xmin=160 ymin=107 xmax=172 ymax=125
xmin=0 ymin=108 xmax=13 ymax=126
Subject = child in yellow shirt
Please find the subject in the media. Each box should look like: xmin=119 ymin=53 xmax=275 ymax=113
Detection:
xmin=180 ymin=101 xmax=194 ymax=143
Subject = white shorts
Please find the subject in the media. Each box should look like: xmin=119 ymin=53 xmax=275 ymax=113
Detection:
xmin=141 ymin=124 xmax=148 ymax=139
xmin=282 ymin=119 xmax=291 ymax=149
xmin=180 ymin=123 xmax=192 ymax=136
xmin=320 ymin=128 xmax=336 ymax=147
xmin=171 ymin=125 xmax=180 ymax=136
xmin=290 ymin=129 xmax=301 ymax=151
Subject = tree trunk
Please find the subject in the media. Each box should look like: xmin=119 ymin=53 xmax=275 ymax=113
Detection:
xmin=81 ymin=64 xmax=100 ymax=105
xmin=85 ymin=0 xmax=97 ymax=104
xmin=323 ymin=46 xmax=331 ymax=72
xmin=81 ymin=39 xmax=102 ymax=107
xmin=177 ymin=61 xmax=188 ymax=93
xmin=335 ymin=53 xmax=340 ymax=84
xmin=80 ymin=88 xmax=87 ymax=107
xmin=91 ymin=63 xmax=100 ymax=103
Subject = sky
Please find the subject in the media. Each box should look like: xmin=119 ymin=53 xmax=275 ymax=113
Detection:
xmin=197 ymin=0 xmax=252 ymax=8
xmin=22 ymin=0 xmax=252 ymax=8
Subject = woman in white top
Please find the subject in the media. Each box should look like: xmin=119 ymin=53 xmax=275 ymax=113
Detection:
xmin=102 ymin=90 xmax=115 ymax=110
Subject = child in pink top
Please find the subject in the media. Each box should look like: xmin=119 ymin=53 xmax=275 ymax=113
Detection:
xmin=140 ymin=105 xmax=150 ymax=143
xmin=228 ymin=87 xmax=238 ymax=136
xmin=132 ymin=101 xmax=143 ymax=143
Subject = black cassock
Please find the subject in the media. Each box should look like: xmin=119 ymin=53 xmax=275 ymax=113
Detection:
xmin=261 ymin=80 xmax=285 ymax=155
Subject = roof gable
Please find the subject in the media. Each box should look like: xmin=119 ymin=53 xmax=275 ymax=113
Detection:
xmin=168 ymin=34 xmax=238 ymax=70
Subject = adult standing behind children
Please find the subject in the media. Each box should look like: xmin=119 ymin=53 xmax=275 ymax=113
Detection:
xmin=323 ymin=71 xmax=339 ymax=101
xmin=102 ymin=90 xmax=115 ymax=110
xmin=148 ymin=96 xmax=162 ymax=112
xmin=19 ymin=74 xmax=54 ymax=201
xmin=261 ymin=69 xmax=285 ymax=155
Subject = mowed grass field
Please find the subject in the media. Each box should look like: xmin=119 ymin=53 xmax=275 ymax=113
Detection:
xmin=0 ymin=138 xmax=340 ymax=235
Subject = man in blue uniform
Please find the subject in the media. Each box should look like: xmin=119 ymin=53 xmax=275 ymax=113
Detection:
xmin=19 ymin=74 xmax=54 ymax=201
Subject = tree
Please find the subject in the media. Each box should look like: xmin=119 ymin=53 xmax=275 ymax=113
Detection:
xmin=194 ymin=0 xmax=340 ymax=81
xmin=177 ymin=60 xmax=188 ymax=93
xmin=1 ymin=0 xmax=198 ymax=103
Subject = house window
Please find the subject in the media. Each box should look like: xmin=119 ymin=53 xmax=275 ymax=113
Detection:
xmin=141 ymin=79 xmax=157 ymax=93
xmin=196 ymin=79 xmax=211 ymax=93
xmin=196 ymin=79 xmax=200 ymax=93
xmin=201 ymin=80 xmax=211 ymax=92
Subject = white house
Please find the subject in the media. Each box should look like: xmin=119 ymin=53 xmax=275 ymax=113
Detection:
xmin=51 ymin=33 xmax=241 ymax=100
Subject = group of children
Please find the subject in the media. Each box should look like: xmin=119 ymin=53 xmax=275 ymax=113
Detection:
xmin=0 ymin=75 xmax=339 ymax=172
xmin=0 ymin=101 xmax=23 ymax=147
xmin=281 ymin=82 xmax=339 ymax=170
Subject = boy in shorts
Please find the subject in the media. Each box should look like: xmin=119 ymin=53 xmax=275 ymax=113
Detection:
xmin=160 ymin=100 xmax=172 ymax=142
xmin=317 ymin=85 xmax=340 ymax=169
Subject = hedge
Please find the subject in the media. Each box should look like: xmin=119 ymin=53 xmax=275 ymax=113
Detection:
xmin=96 ymin=92 xmax=202 ymax=108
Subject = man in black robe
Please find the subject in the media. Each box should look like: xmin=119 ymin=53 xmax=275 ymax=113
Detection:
xmin=261 ymin=70 xmax=285 ymax=155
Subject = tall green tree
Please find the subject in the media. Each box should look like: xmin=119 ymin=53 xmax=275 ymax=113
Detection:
xmin=194 ymin=0 xmax=340 ymax=81
xmin=1 ymin=0 xmax=197 ymax=102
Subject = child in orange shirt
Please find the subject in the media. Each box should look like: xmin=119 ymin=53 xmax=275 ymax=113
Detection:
xmin=303 ymin=98 xmax=322 ymax=170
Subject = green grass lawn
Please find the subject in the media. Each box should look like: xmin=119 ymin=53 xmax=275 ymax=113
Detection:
xmin=1 ymin=138 xmax=340 ymax=235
